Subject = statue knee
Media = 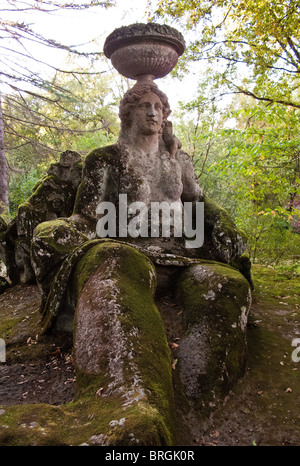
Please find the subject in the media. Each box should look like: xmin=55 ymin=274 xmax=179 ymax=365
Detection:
xmin=72 ymin=241 xmax=172 ymax=411
xmin=31 ymin=218 xmax=87 ymax=283
xmin=176 ymin=262 xmax=252 ymax=325
xmin=72 ymin=241 xmax=157 ymax=301
xmin=174 ymin=262 xmax=252 ymax=409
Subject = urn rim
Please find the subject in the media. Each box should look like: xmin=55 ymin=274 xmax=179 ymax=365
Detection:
xmin=103 ymin=22 xmax=186 ymax=59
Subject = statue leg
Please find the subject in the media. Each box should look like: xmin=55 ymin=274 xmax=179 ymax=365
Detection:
xmin=175 ymin=261 xmax=252 ymax=414
xmin=71 ymin=241 xmax=175 ymax=445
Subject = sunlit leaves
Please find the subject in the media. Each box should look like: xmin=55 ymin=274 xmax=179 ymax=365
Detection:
xmin=150 ymin=0 xmax=300 ymax=108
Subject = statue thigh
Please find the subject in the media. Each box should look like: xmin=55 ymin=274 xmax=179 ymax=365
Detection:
xmin=174 ymin=262 xmax=252 ymax=407
xmin=72 ymin=242 xmax=174 ymax=415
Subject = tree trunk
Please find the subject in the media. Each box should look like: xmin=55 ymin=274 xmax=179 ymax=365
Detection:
xmin=0 ymin=93 xmax=9 ymax=217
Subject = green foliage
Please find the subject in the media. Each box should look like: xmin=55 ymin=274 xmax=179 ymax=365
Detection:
xmin=206 ymin=102 xmax=300 ymax=264
xmin=4 ymin=60 xmax=120 ymax=215
xmin=151 ymin=0 xmax=300 ymax=108
xmin=3 ymin=62 xmax=119 ymax=158
xmin=152 ymin=0 xmax=300 ymax=265
xmin=8 ymin=167 xmax=45 ymax=218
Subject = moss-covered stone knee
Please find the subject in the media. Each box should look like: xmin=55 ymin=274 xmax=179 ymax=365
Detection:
xmin=31 ymin=218 xmax=88 ymax=303
xmin=72 ymin=241 xmax=175 ymax=445
xmin=176 ymin=262 xmax=252 ymax=412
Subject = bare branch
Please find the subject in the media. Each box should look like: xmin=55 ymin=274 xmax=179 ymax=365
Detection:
xmin=228 ymin=87 xmax=300 ymax=109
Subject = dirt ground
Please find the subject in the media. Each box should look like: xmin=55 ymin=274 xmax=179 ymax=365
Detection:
xmin=0 ymin=264 xmax=300 ymax=446
xmin=0 ymin=284 xmax=75 ymax=407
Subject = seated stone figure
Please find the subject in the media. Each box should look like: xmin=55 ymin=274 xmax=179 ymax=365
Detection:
xmin=28 ymin=81 xmax=252 ymax=445
xmin=32 ymin=83 xmax=249 ymax=309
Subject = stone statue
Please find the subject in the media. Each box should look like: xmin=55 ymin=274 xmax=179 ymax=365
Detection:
xmin=1 ymin=24 xmax=253 ymax=445
xmin=4 ymin=150 xmax=82 ymax=285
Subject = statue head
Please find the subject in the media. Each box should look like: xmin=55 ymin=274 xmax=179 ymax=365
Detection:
xmin=118 ymin=83 xmax=171 ymax=143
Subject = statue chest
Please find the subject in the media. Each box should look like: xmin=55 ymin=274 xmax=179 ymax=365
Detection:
xmin=117 ymin=151 xmax=183 ymax=203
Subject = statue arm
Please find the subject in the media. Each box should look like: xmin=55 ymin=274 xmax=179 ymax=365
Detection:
xmin=179 ymin=150 xmax=204 ymax=203
xmin=31 ymin=146 xmax=115 ymax=307
xmin=203 ymin=194 xmax=247 ymax=263
xmin=70 ymin=146 xmax=115 ymax=238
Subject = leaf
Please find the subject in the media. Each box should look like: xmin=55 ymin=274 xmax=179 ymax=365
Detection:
xmin=171 ymin=358 xmax=178 ymax=370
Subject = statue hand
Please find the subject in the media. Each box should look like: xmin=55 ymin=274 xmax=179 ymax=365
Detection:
xmin=212 ymin=219 xmax=246 ymax=263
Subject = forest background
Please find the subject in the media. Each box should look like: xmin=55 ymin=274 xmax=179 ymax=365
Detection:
xmin=0 ymin=0 xmax=299 ymax=272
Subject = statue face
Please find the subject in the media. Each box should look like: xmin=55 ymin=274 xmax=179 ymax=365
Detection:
xmin=131 ymin=92 xmax=164 ymax=136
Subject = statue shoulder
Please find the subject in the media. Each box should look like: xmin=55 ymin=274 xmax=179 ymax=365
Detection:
xmin=175 ymin=149 xmax=194 ymax=167
xmin=84 ymin=144 xmax=119 ymax=169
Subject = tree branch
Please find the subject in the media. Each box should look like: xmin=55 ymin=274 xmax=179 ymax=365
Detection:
xmin=222 ymin=81 xmax=300 ymax=109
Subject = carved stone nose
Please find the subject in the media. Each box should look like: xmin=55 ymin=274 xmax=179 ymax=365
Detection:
xmin=147 ymin=104 xmax=156 ymax=117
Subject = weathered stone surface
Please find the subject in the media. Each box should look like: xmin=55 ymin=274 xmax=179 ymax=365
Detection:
xmin=4 ymin=151 xmax=82 ymax=285
xmin=104 ymin=23 xmax=185 ymax=80
xmin=26 ymin=80 xmax=251 ymax=431
xmin=176 ymin=262 xmax=252 ymax=412
xmin=72 ymin=241 xmax=175 ymax=445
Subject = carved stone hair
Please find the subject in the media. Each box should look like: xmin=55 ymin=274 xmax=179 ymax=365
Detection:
xmin=118 ymin=83 xmax=171 ymax=136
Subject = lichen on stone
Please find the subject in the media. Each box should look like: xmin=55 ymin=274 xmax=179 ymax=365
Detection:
xmin=175 ymin=261 xmax=252 ymax=412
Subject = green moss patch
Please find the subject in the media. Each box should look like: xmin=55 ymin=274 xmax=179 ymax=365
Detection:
xmin=0 ymin=395 xmax=173 ymax=446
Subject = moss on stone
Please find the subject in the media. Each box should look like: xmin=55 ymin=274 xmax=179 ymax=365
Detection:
xmin=0 ymin=394 xmax=174 ymax=446
xmin=73 ymin=145 xmax=118 ymax=217
xmin=71 ymin=240 xmax=156 ymax=299
xmin=203 ymin=193 xmax=248 ymax=265
xmin=71 ymin=241 xmax=176 ymax=445
xmin=177 ymin=262 xmax=249 ymax=325
xmin=34 ymin=218 xmax=87 ymax=256
xmin=203 ymin=194 xmax=245 ymax=236
xmin=84 ymin=144 xmax=118 ymax=165
xmin=17 ymin=201 xmax=32 ymax=213
xmin=175 ymin=262 xmax=252 ymax=412
xmin=2 ymin=260 xmax=300 ymax=446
